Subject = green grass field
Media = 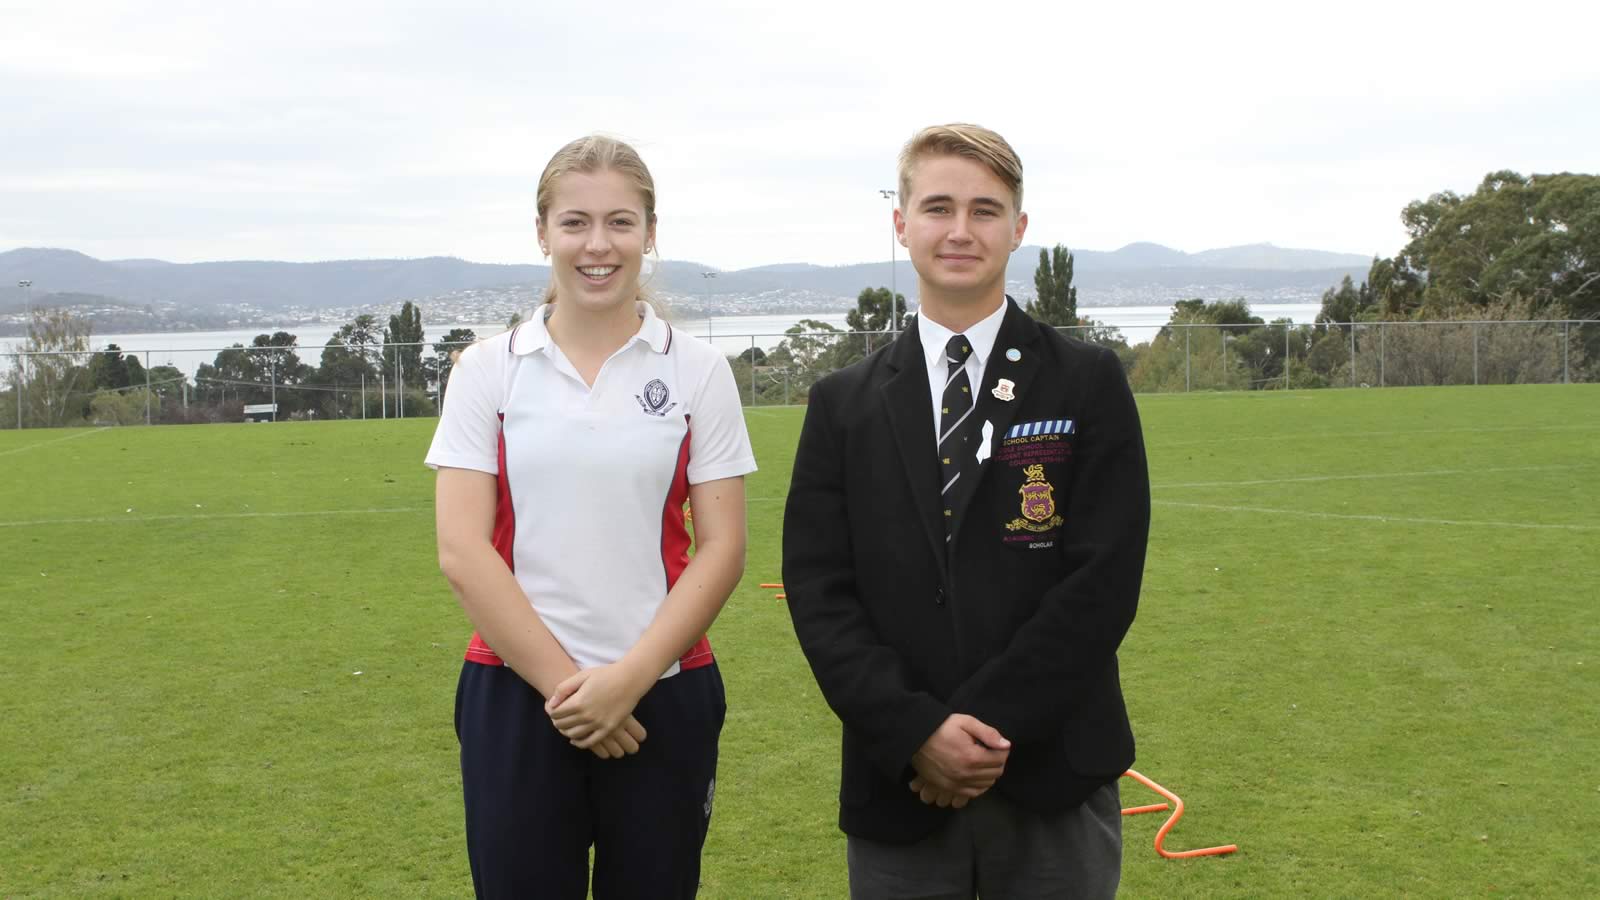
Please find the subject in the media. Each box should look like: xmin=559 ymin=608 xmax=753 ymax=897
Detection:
xmin=3 ymin=384 xmax=1598 ymax=898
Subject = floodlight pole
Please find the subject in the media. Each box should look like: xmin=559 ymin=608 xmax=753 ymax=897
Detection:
xmin=17 ymin=280 xmax=31 ymax=429
xmin=704 ymin=269 xmax=723 ymax=339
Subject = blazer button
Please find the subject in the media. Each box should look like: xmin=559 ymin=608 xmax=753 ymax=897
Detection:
xmin=934 ymin=587 xmax=945 ymax=605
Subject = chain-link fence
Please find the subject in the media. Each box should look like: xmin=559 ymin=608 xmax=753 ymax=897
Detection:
xmin=1072 ymin=319 xmax=1594 ymax=394
xmin=2 ymin=321 xmax=1594 ymax=428
xmin=724 ymin=319 xmax=1596 ymax=404
xmin=0 ymin=340 xmax=476 ymax=428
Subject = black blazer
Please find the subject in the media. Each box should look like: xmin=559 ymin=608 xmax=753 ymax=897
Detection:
xmin=782 ymin=298 xmax=1151 ymax=843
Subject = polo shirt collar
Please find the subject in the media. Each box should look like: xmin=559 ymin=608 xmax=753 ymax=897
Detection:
xmin=510 ymin=301 xmax=670 ymax=356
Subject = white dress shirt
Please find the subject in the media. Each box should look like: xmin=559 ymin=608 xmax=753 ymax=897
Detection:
xmin=915 ymin=298 xmax=1009 ymax=446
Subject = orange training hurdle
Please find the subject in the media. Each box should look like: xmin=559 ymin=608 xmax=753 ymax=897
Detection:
xmin=1120 ymin=769 xmax=1238 ymax=859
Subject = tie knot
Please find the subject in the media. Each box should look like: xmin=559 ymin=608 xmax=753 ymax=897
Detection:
xmin=945 ymin=335 xmax=972 ymax=365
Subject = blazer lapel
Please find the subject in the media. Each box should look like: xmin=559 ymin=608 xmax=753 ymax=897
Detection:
xmin=951 ymin=300 xmax=1043 ymax=535
xmin=881 ymin=320 xmax=947 ymax=567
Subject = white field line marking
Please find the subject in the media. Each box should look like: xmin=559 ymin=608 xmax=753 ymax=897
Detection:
xmin=0 ymin=427 xmax=110 ymax=458
xmin=0 ymin=507 xmax=425 ymax=528
xmin=1155 ymin=500 xmax=1600 ymax=532
xmin=1154 ymin=464 xmax=1578 ymax=490
xmin=1155 ymin=422 xmax=1600 ymax=448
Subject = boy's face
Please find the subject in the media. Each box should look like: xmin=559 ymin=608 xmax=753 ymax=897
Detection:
xmin=895 ymin=154 xmax=1027 ymax=300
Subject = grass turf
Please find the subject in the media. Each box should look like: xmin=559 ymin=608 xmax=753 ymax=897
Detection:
xmin=1 ymin=384 xmax=1597 ymax=897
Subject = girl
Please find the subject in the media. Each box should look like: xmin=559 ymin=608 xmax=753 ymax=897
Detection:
xmin=426 ymin=135 xmax=755 ymax=899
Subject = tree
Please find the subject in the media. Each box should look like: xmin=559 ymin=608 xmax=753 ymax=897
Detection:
xmin=312 ymin=316 xmax=383 ymax=419
xmin=378 ymin=304 xmax=431 ymax=417
xmin=195 ymin=344 xmax=264 ymax=407
xmin=1364 ymin=255 xmax=1424 ymax=317
xmin=764 ymin=319 xmax=844 ymax=398
xmin=1398 ymin=171 xmax=1600 ymax=318
xmin=1315 ymin=275 xmax=1372 ymax=333
xmin=123 ymin=353 xmax=145 ymax=388
xmin=246 ymin=332 xmax=311 ymax=416
xmin=845 ymin=286 xmax=908 ymax=334
xmin=384 ymin=302 xmax=429 ymax=385
xmin=145 ymin=365 xmax=188 ymax=404
xmin=88 ymin=343 xmax=132 ymax=391
xmin=1026 ymin=244 xmax=1078 ymax=326
xmin=829 ymin=286 xmax=910 ymax=370
xmin=1131 ymin=298 xmax=1270 ymax=392
xmin=434 ymin=327 xmax=478 ymax=399
xmin=8 ymin=307 xmax=92 ymax=427
xmin=90 ymin=389 xmax=155 ymax=426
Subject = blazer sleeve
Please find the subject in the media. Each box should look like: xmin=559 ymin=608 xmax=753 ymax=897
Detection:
xmin=948 ymin=347 xmax=1151 ymax=744
xmin=783 ymin=380 xmax=951 ymax=779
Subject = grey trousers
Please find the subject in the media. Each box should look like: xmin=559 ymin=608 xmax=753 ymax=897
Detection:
xmin=846 ymin=782 xmax=1122 ymax=900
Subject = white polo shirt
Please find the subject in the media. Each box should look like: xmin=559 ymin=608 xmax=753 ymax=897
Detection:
xmin=425 ymin=302 xmax=757 ymax=678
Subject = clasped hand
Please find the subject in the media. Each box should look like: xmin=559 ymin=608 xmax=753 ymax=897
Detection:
xmin=545 ymin=663 xmax=652 ymax=760
xmin=908 ymin=714 xmax=1011 ymax=809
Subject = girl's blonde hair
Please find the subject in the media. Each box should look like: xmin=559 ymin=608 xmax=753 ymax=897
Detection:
xmin=535 ymin=135 xmax=659 ymax=306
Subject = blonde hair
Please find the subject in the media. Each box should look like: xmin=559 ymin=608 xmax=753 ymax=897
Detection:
xmin=897 ymin=123 xmax=1024 ymax=212
xmin=535 ymin=135 xmax=659 ymax=305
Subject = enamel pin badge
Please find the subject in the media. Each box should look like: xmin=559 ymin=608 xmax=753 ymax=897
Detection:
xmin=991 ymin=378 xmax=1016 ymax=402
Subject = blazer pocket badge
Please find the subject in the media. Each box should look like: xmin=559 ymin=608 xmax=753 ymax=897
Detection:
xmin=1005 ymin=464 xmax=1065 ymax=533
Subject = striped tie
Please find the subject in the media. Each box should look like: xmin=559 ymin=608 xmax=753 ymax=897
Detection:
xmin=939 ymin=334 xmax=973 ymax=542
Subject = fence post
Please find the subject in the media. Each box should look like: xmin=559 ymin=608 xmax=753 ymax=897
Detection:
xmin=749 ymin=336 xmax=757 ymax=407
xmin=1380 ymin=324 xmax=1386 ymax=387
xmin=1284 ymin=323 xmax=1291 ymax=390
xmin=270 ymin=354 xmax=278 ymax=422
xmin=144 ymin=350 xmax=152 ymax=425
xmin=1473 ymin=324 xmax=1480 ymax=385
xmin=1349 ymin=323 xmax=1356 ymax=387
xmin=361 ymin=372 xmax=367 ymax=420
xmin=1222 ymin=333 xmax=1228 ymax=389
xmin=1564 ymin=321 xmax=1571 ymax=384
xmin=1184 ymin=328 xmax=1191 ymax=392
xmin=13 ymin=355 xmax=21 ymax=430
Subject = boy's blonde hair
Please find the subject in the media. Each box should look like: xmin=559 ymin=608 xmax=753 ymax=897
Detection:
xmin=897 ymin=123 xmax=1024 ymax=212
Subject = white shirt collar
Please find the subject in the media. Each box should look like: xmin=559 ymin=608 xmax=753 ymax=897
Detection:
xmin=916 ymin=297 xmax=1009 ymax=373
xmin=510 ymin=301 xmax=671 ymax=356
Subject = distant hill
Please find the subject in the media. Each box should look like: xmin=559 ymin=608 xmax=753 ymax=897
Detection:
xmin=0 ymin=249 xmax=548 ymax=312
xmin=0 ymin=242 xmax=1372 ymax=315
xmin=1186 ymin=243 xmax=1374 ymax=271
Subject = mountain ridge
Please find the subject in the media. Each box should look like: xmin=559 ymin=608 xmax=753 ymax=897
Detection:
xmin=0 ymin=243 xmax=1371 ymax=316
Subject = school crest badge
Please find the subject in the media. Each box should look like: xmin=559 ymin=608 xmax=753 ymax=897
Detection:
xmin=636 ymin=378 xmax=677 ymax=416
xmin=1006 ymin=464 xmax=1064 ymax=533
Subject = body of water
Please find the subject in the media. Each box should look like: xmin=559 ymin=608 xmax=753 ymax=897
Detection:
xmin=6 ymin=302 xmax=1324 ymax=377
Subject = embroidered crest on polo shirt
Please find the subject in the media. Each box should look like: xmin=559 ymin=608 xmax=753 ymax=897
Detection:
xmin=636 ymin=378 xmax=678 ymax=416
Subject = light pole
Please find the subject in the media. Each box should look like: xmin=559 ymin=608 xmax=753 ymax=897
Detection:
xmin=878 ymin=189 xmax=898 ymax=335
xmin=16 ymin=280 xmax=32 ymax=429
xmin=700 ymin=272 xmax=717 ymax=340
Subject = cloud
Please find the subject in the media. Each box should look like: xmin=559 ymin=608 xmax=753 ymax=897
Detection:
xmin=2 ymin=0 xmax=1597 ymax=269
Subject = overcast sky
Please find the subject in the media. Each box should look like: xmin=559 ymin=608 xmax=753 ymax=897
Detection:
xmin=3 ymin=0 xmax=1597 ymax=270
